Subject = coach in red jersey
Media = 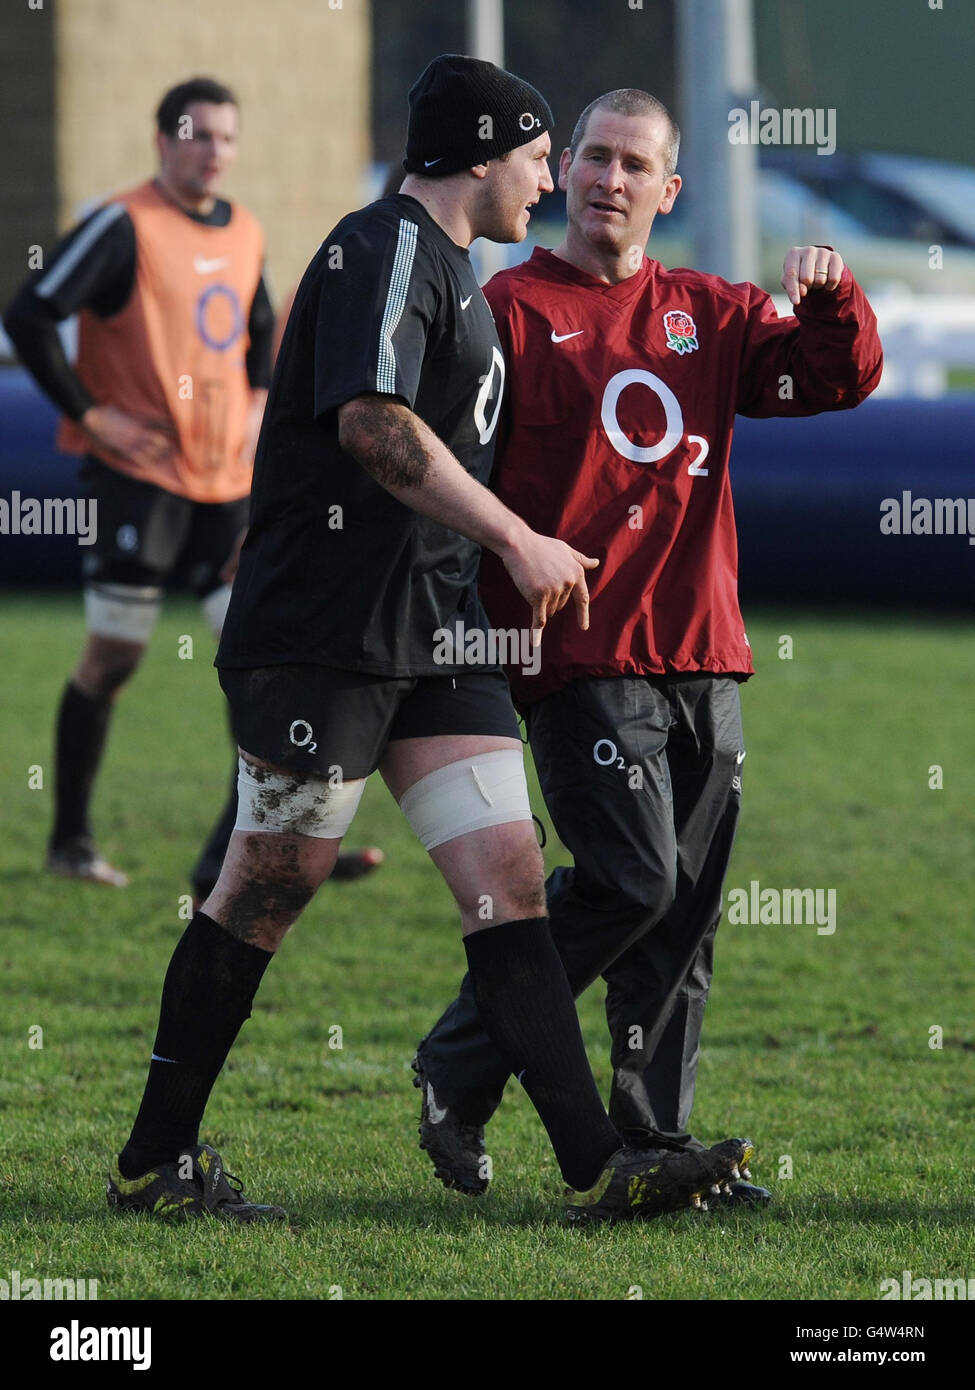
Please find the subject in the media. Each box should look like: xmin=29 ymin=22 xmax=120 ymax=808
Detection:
xmin=413 ymin=89 xmax=882 ymax=1201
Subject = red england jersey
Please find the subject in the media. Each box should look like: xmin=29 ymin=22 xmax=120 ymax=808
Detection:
xmin=479 ymin=248 xmax=882 ymax=705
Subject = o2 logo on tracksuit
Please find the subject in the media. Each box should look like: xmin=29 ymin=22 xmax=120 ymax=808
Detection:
xmin=593 ymin=738 xmax=625 ymax=769
xmin=593 ymin=737 xmax=645 ymax=790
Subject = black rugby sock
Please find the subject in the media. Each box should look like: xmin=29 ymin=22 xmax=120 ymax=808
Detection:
xmin=463 ymin=918 xmax=620 ymax=1192
xmin=118 ymin=912 xmax=272 ymax=1179
xmin=51 ymin=681 xmax=114 ymax=846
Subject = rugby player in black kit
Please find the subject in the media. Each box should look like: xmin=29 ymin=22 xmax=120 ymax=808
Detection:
xmin=105 ymin=55 xmax=754 ymax=1226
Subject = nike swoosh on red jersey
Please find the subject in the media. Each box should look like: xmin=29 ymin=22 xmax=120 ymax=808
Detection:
xmin=551 ymin=329 xmax=584 ymax=342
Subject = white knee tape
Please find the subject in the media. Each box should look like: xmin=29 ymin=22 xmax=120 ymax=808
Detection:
xmin=200 ymin=583 xmax=233 ymax=638
xmin=235 ymin=756 xmax=366 ymax=839
xmin=84 ymin=583 xmax=163 ymax=642
xmin=399 ymin=749 xmax=533 ymax=852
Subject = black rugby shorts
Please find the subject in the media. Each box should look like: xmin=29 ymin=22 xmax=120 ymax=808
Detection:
xmin=79 ymin=456 xmax=249 ymax=597
xmin=218 ymin=663 xmax=521 ymax=781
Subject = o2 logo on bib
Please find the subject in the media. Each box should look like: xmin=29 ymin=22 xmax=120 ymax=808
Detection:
xmin=195 ymin=283 xmax=244 ymax=351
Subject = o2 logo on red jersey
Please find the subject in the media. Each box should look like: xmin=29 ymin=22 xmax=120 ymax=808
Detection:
xmin=663 ymin=309 xmax=699 ymax=355
xmin=195 ymin=283 xmax=245 ymax=351
xmin=601 ymin=369 xmax=709 ymax=477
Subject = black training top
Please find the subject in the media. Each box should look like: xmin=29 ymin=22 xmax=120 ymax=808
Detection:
xmin=217 ymin=194 xmax=506 ymax=677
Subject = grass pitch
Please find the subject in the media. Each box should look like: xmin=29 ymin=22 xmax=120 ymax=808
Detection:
xmin=1 ymin=591 xmax=973 ymax=1302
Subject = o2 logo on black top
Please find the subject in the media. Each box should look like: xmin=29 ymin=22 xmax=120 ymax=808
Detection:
xmin=474 ymin=346 xmax=505 ymax=446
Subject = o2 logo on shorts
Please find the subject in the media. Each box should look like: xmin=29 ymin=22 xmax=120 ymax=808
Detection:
xmin=289 ymin=719 xmax=317 ymax=754
xmin=195 ymin=283 xmax=244 ymax=351
xmin=116 ymin=524 xmax=139 ymax=553
xmin=593 ymin=738 xmax=626 ymax=770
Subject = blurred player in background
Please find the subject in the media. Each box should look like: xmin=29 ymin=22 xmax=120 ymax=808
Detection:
xmin=105 ymin=56 xmax=752 ymax=1227
xmin=3 ymin=76 xmax=380 ymax=895
xmin=414 ymin=88 xmax=882 ymax=1201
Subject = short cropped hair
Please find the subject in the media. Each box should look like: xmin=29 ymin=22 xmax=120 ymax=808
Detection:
xmin=156 ymin=78 xmax=238 ymax=136
xmin=569 ymin=90 xmax=680 ymax=177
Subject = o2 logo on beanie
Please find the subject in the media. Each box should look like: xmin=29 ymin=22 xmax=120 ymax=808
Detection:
xmin=519 ymin=112 xmax=542 ymax=132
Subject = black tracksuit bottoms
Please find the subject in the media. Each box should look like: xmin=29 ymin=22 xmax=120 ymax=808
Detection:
xmin=417 ymin=673 xmax=746 ymax=1147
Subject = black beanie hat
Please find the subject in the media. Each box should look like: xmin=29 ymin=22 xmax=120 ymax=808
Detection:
xmin=403 ymin=54 xmax=554 ymax=177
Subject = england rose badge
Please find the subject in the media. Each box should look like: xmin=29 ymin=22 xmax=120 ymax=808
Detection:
xmin=663 ymin=309 xmax=699 ymax=355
